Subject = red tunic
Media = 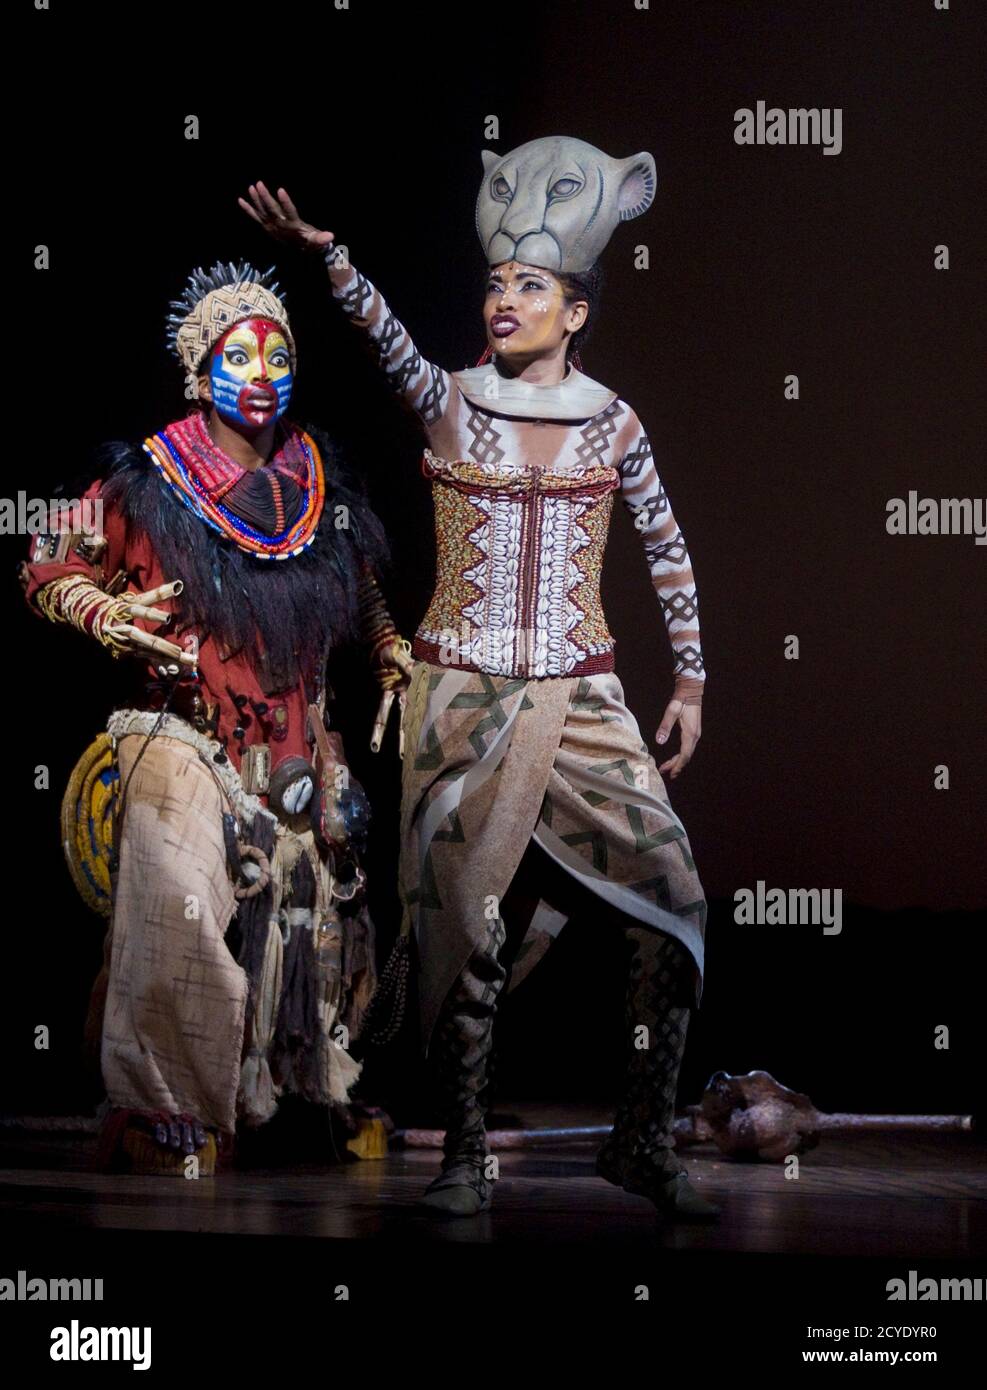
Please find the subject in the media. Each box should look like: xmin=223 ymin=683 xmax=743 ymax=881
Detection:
xmin=21 ymin=477 xmax=321 ymax=779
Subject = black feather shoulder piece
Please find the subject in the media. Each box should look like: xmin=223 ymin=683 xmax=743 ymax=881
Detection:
xmin=96 ymin=424 xmax=390 ymax=694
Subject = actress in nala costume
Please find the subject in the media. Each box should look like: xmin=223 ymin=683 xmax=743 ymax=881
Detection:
xmin=241 ymin=135 xmax=718 ymax=1220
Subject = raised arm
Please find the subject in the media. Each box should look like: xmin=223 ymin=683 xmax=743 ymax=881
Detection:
xmin=615 ymin=412 xmax=706 ymax=716
xmin=239 ymin=182 xmax=451 ymax=425
xmin=324 ymin=248 xmax=451 ymax=425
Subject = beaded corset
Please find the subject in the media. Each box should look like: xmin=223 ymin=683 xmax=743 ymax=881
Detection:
xmin=412 ymin=449 xmax=622 ymax=679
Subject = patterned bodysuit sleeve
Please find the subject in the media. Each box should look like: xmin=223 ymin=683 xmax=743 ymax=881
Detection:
xmin=615 ymin=413 xmax=706 ymax=704
xmin=325 ymin=248 xmax=451 ymax=427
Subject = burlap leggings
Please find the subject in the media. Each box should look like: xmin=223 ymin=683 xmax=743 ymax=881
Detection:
xmin=429 ymin=843 xmax=694 ymax=1179
xmin=101 ymin=735 xmax=247 ymax=1133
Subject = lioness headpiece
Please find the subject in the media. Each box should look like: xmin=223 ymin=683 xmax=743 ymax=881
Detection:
xmin=476 ymin=135 xmax=657 ymax=274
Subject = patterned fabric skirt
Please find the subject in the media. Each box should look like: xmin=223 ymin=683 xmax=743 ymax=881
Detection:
xmin=101 ymin=714 xmax=372 ymax=1135
xmin=398 ymin=662 xmax=707 ymax=1053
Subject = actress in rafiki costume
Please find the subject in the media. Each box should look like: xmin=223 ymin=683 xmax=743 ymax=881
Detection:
xmin=21 ymin=261 xmax=409 ymax=1172
xmin=240 ymin=137 xmax=719 ymax=1220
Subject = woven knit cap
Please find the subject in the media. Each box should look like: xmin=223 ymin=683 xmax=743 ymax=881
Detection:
xmin=166 ymin=262 xmax=296 ymax=382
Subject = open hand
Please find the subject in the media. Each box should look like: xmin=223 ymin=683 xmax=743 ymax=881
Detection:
xmin=238 ymin=181 xmax=334 ymax=253
xmin=655 ymin=698 xmax=701 ymax=779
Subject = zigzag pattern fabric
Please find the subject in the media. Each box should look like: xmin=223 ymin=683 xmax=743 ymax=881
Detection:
xmin=397 ymin=662 xmax=706 ymax=1052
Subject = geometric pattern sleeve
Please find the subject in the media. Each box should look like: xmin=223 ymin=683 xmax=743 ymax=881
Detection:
xmin=616 ymin=418 xmax=706 ymax=703
xmin=325 ymin=251 xmax=451 ymax=427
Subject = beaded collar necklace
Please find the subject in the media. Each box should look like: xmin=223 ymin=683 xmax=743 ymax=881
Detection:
xmin=143 ymin=412 xmax=325 ymax=560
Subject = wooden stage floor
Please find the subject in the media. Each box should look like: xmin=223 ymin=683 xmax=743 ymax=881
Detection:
xmin=2 ymin=1103 xmax=984 ymax=1258
xmin=3 ymin=1102 xmax=984 ymax=1367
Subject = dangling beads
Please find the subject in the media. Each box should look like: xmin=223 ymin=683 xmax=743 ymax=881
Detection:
xmin=360 ymin=934 xmax=411 ymax=1047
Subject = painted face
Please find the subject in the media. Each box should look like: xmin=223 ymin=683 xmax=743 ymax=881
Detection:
xmin=208 ymin=317 xmax=293 ymax=428
xmin=482 ymin=262 xmax=583 ymax=360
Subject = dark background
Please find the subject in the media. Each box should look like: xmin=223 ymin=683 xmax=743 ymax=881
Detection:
xmin=5 ymin=1 xmax=983 ymax=1127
